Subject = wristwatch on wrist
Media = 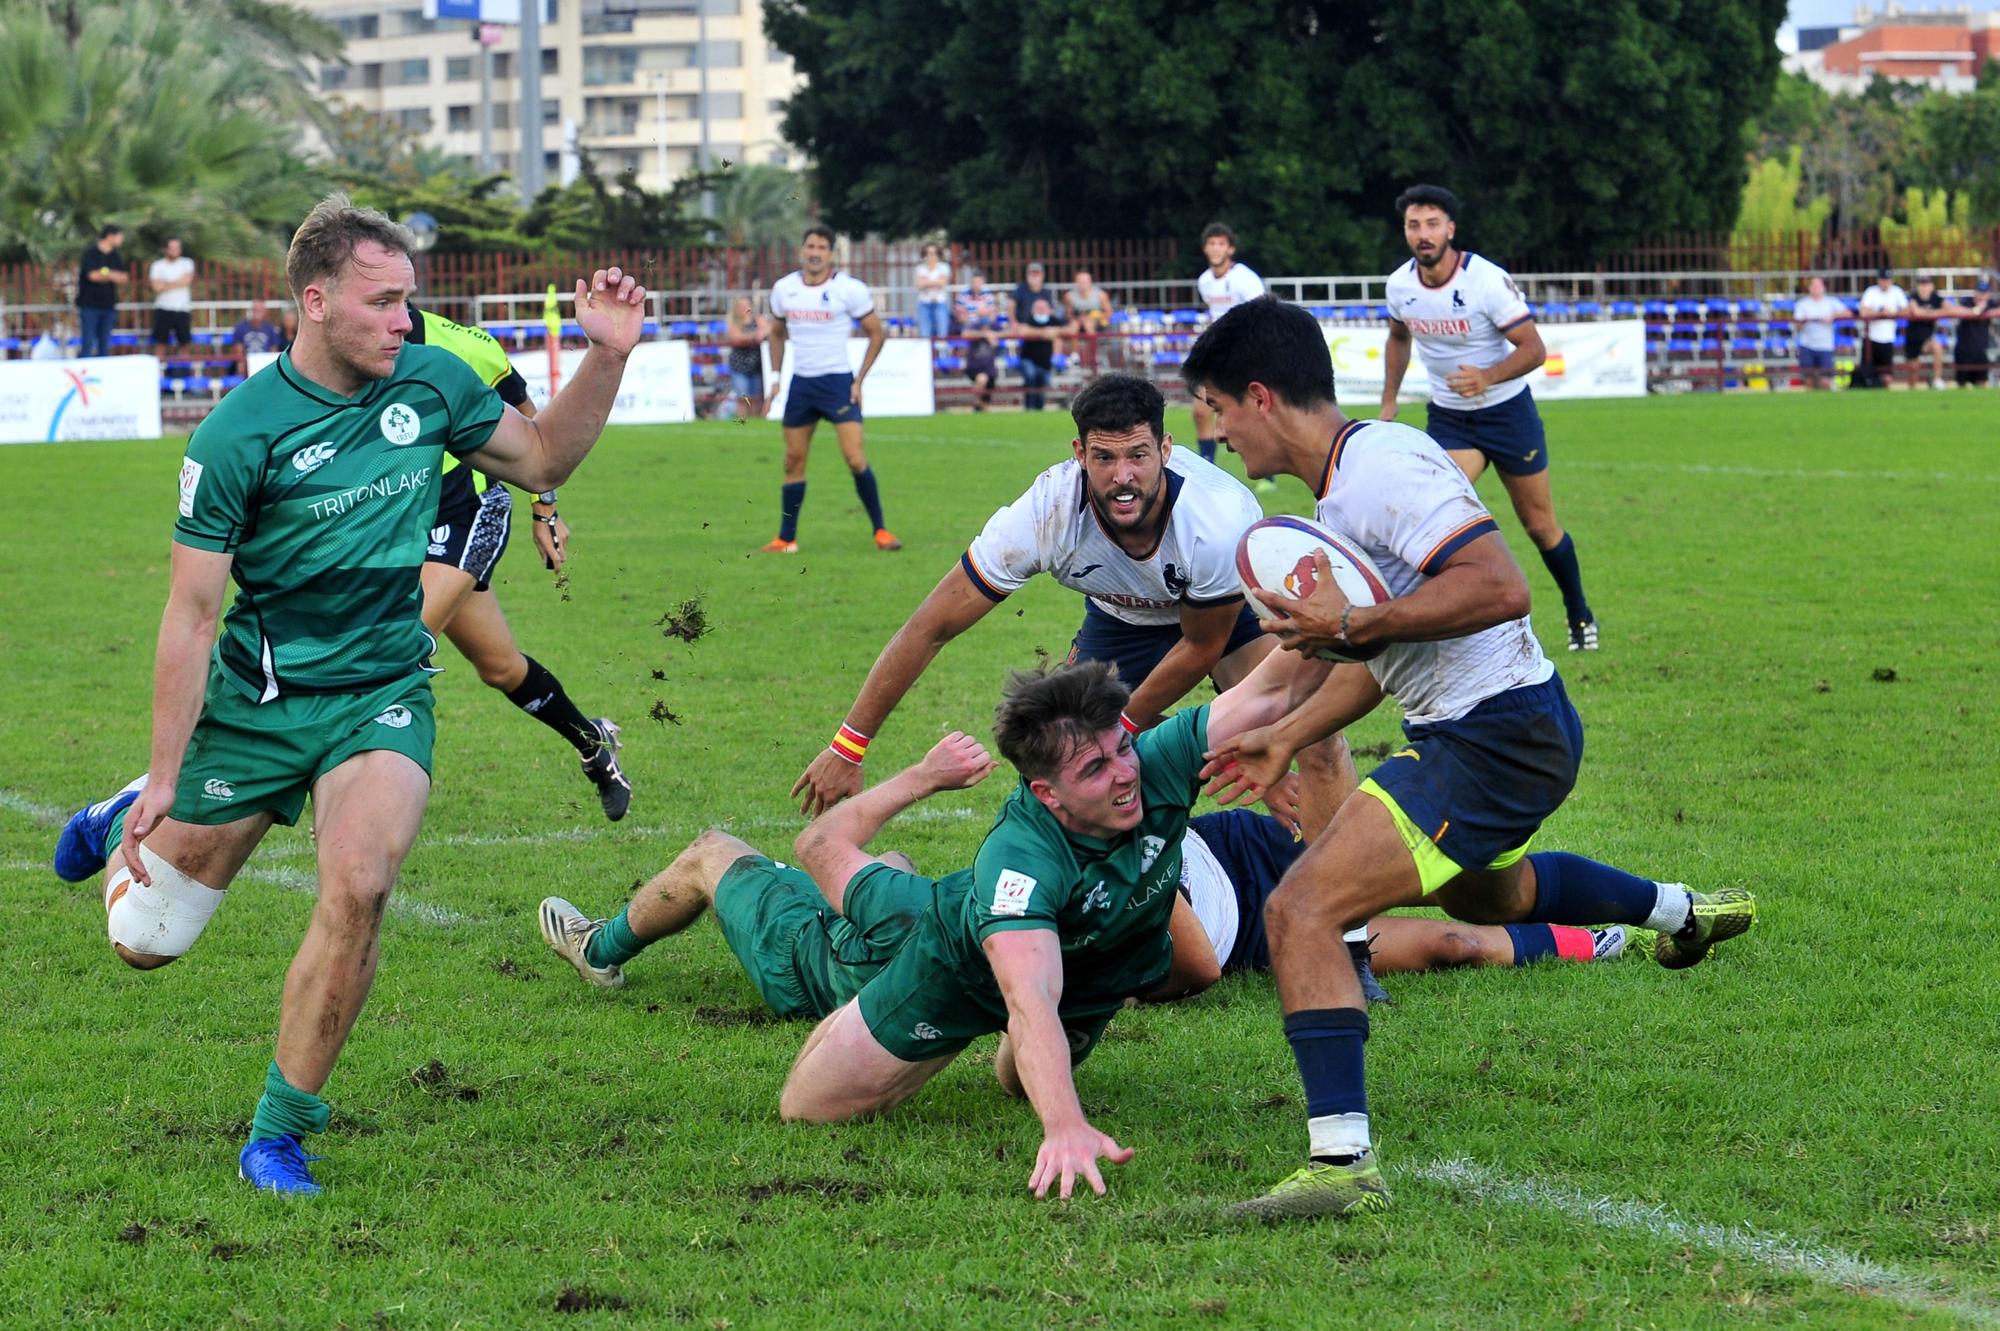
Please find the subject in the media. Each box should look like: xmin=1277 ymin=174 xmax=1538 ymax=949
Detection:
xmin=535 ymin=490 xmax=558 ymax=505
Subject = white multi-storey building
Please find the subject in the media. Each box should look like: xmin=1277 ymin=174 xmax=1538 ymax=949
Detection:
xmin=297 ymin=0 xmax=802 ymax=190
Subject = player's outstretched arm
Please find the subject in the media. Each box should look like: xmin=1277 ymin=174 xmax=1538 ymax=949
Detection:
xmin=1203 ymin=660 xmax=1381 ymax=807
xmin=792 ymin=565 xmax=998 ymax=815
xmin=470 ymin=268 xmax=647 ymax=493
xmin=794 ymin=731 xmax=994 ymax=913
xmin=119 ymin=544 xmax=233 ymax=884
xmin=984 ymin=929 xmax=1135 ymax=1200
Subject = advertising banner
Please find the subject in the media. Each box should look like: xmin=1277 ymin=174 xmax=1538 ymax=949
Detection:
xmin=0 ymin=355 xmax=162 ymax=445
xmin=509 ymin=340 xmax=695 ymax=423
xmin=764 ymin=337 xmax=936 ymax=419
xmin=1327 ymin=319 xmax=1649 ymax=408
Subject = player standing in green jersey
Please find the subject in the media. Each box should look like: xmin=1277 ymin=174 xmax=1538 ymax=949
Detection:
xmin=51 ymin=195 xmax=647 ymax=1195
xmin=410 ymin=306 xmax=631 ymax=820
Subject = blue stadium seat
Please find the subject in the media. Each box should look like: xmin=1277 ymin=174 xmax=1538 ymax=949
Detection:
xmin=1766 ymin=321 xmax=1792 ymax=337
xmin=935 ymin=356 xmax=963 ymax=372
xmin=1674 ymin=300 xmax=1703 ymax=319
xmin=1002 ymin=355 xmax=1021 ymax=371
xmin=1612 ymin=300 xmax=1638 ymax=318
xmin=1698 ymin=337 xmax=1723 ymax=356
xmin=1763 ymin=338 xmax=1792 ymax=358
xmin=1834 ymin=335 xmax=1858 ymax=354
xmin=1053 ymin=354 xmax=1070 ymax=371
xmin=1170 ymin=309 xmax=1203 ymax=326
xmin=1643 ymin=300 xmax=1669 ymax=319
xmin=1309 ymin=306 xmax=1337 ymax=320
xmin=111 ymin=331 xmax=140 ymax=348
xmin=669 ymin=321 xmax=699 ymax=337
xmin=1667 ymin=338 xmax=1697 ymax=357
xmin=221 ymin=375 xmax=245 ymax=390
xmin=1769 ymin=298 xmax=1796 ymax=316
xmin=1574 ymin=301 xmax=1602 ymax=319
xmin=1153 ymin=351 xmax=1185 ymax=366
xmin=1671 ymin=322 xmax=1699 ymax=338
xmin=1135 ymin=309 xmax=1164 ymax=325
xmin=1540 ymin=302 xmax=1571 ymax=320
xmin=704 ymin=320 xmax=728 ymax=337
xmin=1730 ymin=338 xmax=1760 ymax=358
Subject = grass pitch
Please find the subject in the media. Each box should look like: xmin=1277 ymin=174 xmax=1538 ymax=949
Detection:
xmin=3 ymin=391 xmax=1998 ymax=1329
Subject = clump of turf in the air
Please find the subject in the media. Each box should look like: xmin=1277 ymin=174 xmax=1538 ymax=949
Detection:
xmin=657 ymin=596 xmax=710 ymax=643
xmin=649 ymin=700 xmax=682 ymax=727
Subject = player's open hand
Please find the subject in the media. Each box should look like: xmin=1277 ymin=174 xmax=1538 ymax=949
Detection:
xmin=532 ymin=508 xmax=570 ymax=573
xmin=848 ymin=379 xmax=864 ymax=407
xmin=1377 ymin=395 xmax=1401 ymax=423
xmin=920 ymin=730 xmax=996 ymax=793
xmin=1201 ymin=726 xmax=1295 ymax=807
xmin=1254 ymin=549 xmax=1351 ymax=656
xmin=116 ymin=778 xmax=170 ymax=886
xmin=1029 ymin=1121 xmax=1134 ymax=1200
xmin=1261 ymin=770 xmax=1305 ymax=838
xmin=573 ymin=267 xmax=647 ymax=357
xmin=792 ymin=748 xmax=864 ymax=818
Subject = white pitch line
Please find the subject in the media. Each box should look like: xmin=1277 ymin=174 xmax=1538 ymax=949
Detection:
xmin=1414 ymin=1157 xmax=2000 ymax=1327
xmin=241 ymin=863 xmax=473 ymax=928
xmin=0 ymin=790 xmax=67 ymax=826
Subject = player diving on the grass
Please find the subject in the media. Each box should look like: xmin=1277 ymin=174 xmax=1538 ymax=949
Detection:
xmin=543 ymin=661 xmax=1625 ymax=1202
xmin=49 ymin=194 xmax=648 ymax=1197
xmin=1177 ymin=296 xmax=1757 ymax=1220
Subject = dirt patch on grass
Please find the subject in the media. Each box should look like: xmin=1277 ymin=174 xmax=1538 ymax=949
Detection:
xmin=408 ymin=1059 xmax=481 ymax=1102
xmin=692 ymin=1005 xmax=777 ymax=1028
xmin=554 ymin=1286 xmax=630 ymax=1313
xmin=743 ymin=1177 xmax=874 ymax=1204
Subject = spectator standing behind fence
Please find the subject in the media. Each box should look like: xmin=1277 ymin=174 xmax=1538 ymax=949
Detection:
xmin=954 ymin=269 xmax=1000 ymax=411
xmin=76 ymin=224 xmax=128 ymax=358
xmin=1952 ymin=276 xmax=1995 ymax=387
xmin=727 ymin=295 xmax=768 ymax=418
xmin=1902 ymin=274 xmax=1952 ymax=390
xmin=914 ymin=243 xmax=952 ymax=341
xmin=1854 ymin=268 xmax=1906 ymax=389
xmin=1011 ymin=264 xmax=1070 ymax=411
xmin=1792 ymin=277 xmax=1842 ymax=391
xmin=1065 ymin=269 xmax=1113 ymax=374
xmin=233 ymin=299 xmax=284 ymax=375
xmin=148 ymin=237 xmax=195 ymax=351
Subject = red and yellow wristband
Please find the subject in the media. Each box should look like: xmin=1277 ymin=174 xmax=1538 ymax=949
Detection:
xmin=1119 ymin=712 xmax=1142 ymax=736
xmin=828 ymin=724 xmax=871 ymax=766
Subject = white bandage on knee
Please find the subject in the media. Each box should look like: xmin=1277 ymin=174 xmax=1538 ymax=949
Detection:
xmin=106 ymin=846 xmax=226 ymax=958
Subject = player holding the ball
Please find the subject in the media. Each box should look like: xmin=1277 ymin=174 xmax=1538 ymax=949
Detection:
xmin=1180 ymin=296 xmax=1757 ymax=1220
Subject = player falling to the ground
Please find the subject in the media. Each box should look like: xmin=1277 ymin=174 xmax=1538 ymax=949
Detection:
xmin=538 ymin=799 xmax=1627 ymax=1026
xmin=1191 ymin=223 xmax=1265 ymax=467
xmin=49 ymin=195 xmax=647 ymax=1196
xmin=786 ymin=372 xmax=1367 ymax=986
xmin=1181 ymin=297 xmax=1756 ymax=1219
xmin=762 ymin=224 xmax=899 ymax=554
xmin=410 ymin=305 xmax=630 ymax=820
xmin=563 ymin=661 xmax=1300 ymax=1199
xmin=1380 ymin=185 xmax=1598 ymax=652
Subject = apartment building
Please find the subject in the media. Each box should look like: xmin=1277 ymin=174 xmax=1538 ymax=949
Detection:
xmin=296 ymin=0 xmax=802 ymax=189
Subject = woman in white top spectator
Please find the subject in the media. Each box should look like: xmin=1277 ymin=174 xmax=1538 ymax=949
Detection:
xmin=914 ymin=243 xmax=952 ymax=342
xmin=1064 ymin=269 xmax=1114 ymax=374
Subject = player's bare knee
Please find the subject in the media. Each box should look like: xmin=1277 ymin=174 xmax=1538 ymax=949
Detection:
xmin=111 ymin=941 xmax=178 ymax=971
xmin=1265 ymin=879 xmax=1350 ymax=946
xmin=1432 ymin=928 xmax=1489 ymax=968
xmin=1526 ymin=517 xmax=1565 ymax=550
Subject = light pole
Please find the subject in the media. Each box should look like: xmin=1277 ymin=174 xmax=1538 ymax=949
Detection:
xmin=519 ymin=0 xmax=545 ymax=202
xmin=696 ymin=0 xmax=713 ymax=218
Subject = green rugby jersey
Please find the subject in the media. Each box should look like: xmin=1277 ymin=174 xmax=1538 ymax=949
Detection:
xmin=944 ymin=706 xmax=1211 ymax=1008
xmin=175 ymin=342 xmax=505 ymax=702
xmin=406 ymin=306 xmax=529 ymax=494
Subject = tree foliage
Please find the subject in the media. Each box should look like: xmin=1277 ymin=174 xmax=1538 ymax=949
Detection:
xmin=767 ymin=0 xmax=1787 ymax=271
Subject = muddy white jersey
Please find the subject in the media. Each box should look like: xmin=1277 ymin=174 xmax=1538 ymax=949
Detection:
xmin=1197 ymin=262 xmax=1265 ymax=321
xmin=769 ymin=270 xmax=874 ymax=376
xmin=1313 ymin=418 xmax=1552 ymax=724
xmin=960 ymin=448 xmax=1261 ymax=627
xmin=1384 ymin=251 xmax=1534 ymax=411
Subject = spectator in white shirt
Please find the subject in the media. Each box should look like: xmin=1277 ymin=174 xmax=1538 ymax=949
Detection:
xmin=1854 ymin=267 xmax=1906 ymax=390
xmin=914 ymin=243 xmax=952 ymax=341
xmin=1790 ymin=277 xmax=1843 ymax=391
xmin=148 ymin=237 xmax=195 ymax=351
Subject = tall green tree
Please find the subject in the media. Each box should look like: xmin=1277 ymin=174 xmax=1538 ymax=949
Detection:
xmin=0 ymin=0 xmax=336 ymax=262
xmin=767 ymin=0 xmax=1787 ymax=271
xmin=708 ymin=163 xmax=810 ymax=248
xmin=1730 ymin=147 xmax=1833 ymax=272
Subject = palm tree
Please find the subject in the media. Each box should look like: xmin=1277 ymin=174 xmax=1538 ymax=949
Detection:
xmin=708 ymin=163 xmax=810 ymax=249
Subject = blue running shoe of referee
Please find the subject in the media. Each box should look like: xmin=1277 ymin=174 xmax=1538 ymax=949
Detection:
xmin=52 ymin=775 xmax=147 ymax=883
xmin=239 ymin=1134 xmax=323 ymax=1196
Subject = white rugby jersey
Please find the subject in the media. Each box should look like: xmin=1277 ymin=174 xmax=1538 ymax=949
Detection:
xmin=1384 ymin=251 xmax=1534 ymax=411
xmin=1179 ymin=826 xmax=1240 ymax=967
xmin=1197 ymin=262 xmax=1265 ymax=320
xmin=769 ymin=270 xmax=874 ymax=377
xmin=960 ymin=448 xmax=1261 ymax=627
xmin=1314 ymin=419 xmax=1552 ymax=724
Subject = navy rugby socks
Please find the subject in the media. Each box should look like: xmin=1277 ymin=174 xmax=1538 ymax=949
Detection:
xmin=1539 ymin=533 xmax=1592 ymax=624
xmin=852 ymin=467 xmax=887 ymax=531
xmin=1527 ymin=851 xmax=1688 ymax=933
xmin=1284 ymin=1007 xmax=1372 ymax=1162
xmin=778 ymin=481 xmax=807 ymax=542
xmin=1197 ymin=438 xmax=1217 ymax=463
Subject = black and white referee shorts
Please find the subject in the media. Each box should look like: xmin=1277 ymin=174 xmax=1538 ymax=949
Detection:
xmin=426 ymin=474 xmax=513 ymax=591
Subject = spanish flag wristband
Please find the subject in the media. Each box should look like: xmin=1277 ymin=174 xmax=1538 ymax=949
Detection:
xmin=828 ymin=724 xmax=870 ymax=766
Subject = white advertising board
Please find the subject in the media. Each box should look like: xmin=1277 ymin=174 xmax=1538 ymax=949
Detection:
xmin=763 ymin=337 xmax=936 ymax=419
xmin=1328 ymin=319 xmax=1649 ymax=409
xmin=0 ymin=355 xmax=162 ymax=445
xmin=508 ymin=340 xmax=694 ymax=423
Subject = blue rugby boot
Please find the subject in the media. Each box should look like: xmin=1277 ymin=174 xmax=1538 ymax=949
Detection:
xmin=239 ymin=1134 xmax=323 ymax=1196
xmin=53 ymin=775 xmax=147 ymax=883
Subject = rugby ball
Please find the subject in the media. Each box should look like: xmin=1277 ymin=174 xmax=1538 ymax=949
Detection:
xmin=1236 ymin=516 xmax=1391 ymax=663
